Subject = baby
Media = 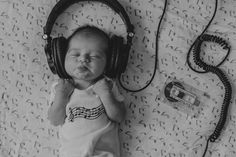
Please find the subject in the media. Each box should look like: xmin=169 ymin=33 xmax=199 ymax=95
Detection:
xmin=47 ymin=25 xmax=126 ymax=157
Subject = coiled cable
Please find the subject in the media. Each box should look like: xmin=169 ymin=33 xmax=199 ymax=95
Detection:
xmin=186 ymin=0 xmax=232 ymax=156
xmin=189 ymin=17 xmax=232 ymax=157
xmin=192 ymin=34 xmax=232 ymax=157
xmin=193 ymin=34 xmax=232 ymax=141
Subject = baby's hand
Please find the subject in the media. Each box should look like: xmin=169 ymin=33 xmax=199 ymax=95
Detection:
xmin=93 ymin=78 xmax=113 ymax=96
xmin=55 ymin=79 xmax=74 ymax=98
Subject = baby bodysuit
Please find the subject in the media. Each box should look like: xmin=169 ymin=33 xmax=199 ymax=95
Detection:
xmin=49 ymin=79 xmax=124 ymax=157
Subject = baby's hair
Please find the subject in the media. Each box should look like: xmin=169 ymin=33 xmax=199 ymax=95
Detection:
xmin=67 ymin=25 xmax=110 ymax=54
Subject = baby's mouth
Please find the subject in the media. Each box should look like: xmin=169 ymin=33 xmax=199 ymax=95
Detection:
xmin=76 ymin=65 xmax=89 ymax=72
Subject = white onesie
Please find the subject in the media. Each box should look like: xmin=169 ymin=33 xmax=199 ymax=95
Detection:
xmin=49 ymin=78 xmax=124 ymax=157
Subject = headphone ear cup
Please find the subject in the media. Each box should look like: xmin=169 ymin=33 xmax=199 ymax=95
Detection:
xmin=116 ymin=37 xmax=128 ymax=74
xmin=113 ymin=36 xmax=124 ymax=76
xmin=106 ymin=35 xmax=124 ymax=78
xmin=52 ymin=37 xmax=70 ymax=78
xmin=45 ymin=40 xmax=57 ymax=74
xmin=105 ymin=36 xmax=115 ymax=78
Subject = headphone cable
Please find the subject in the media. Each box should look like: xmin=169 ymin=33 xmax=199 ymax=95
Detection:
xmin=118 ymin=0 xmax=168 ymax=92
xmin=186 ymin=0 xmax=232 ymax=156
xmin=187 ymin=0 xmax=218 ymax=73
xmin=119 ymin=0 xmax=232 ymax=157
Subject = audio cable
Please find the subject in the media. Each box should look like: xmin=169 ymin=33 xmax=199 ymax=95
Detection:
xmin=186 ymin=0 xmax=232 ymax=156
xmin=119 ymin=0 xmax=232 ymax=155
xmin=191 ymin=34 xmax=232 ymax=157
xmin=118 ymin=0 xmax=168 ymax=92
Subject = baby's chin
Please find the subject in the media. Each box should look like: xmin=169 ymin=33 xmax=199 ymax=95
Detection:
xmin=73 ymin=72 xmax=90 ymax=79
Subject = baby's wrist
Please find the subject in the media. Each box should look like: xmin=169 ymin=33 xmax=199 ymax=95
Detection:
xmin=56 ymin=89 xmax=71 ymax=96
xmin=97 ymin=90 xmax=113 ymax=98
xmin=53 ymin=95 xmax=69 ymax=107
xmin=55 ymin=92 xmax=70 ymax=101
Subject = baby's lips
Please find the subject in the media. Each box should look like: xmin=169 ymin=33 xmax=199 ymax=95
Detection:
xmin=77 ymin=65 xmax=89 ymax=71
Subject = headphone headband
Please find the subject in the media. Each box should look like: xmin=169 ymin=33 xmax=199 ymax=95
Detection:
xmin=43 ymin=0 xmax=134 ymax=79
xmin=43 ymin=0 xmax=134 ymax=42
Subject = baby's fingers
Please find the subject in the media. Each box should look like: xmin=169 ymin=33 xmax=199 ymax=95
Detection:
xmin=56 ymin=79 xmax=74 ymax=90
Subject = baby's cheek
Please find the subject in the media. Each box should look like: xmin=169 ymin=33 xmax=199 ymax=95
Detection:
xmin=93 ymin=67 xmax=104 ymax=75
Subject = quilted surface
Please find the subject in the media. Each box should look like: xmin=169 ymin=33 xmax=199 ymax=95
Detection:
xmin=0 ymin=0 xmax=236 ymax=157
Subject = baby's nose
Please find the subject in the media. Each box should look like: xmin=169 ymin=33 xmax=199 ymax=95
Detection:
xmin=78 ymin=56 xmax=90 ymax=63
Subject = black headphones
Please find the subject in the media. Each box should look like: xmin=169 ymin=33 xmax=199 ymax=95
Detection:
xmin=43 ymin=0 xmax=134 ymax=79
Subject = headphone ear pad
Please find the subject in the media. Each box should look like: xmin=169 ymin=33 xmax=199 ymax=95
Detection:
xmin=52 ymin=37 xmax=70 ymax=78
xmin=106 ymin=35 xmax=124 ymax=78
xmin=116 ymin=37 xmax=128 ymax=74
xmin=45 ymin=40 xmax=57 ymax=74
xmin=105 ymin=36 xmax=115 ymax=78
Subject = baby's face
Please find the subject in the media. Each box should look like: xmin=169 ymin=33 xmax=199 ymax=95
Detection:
xmin=64 ymin=33 xmax=108 ymax=82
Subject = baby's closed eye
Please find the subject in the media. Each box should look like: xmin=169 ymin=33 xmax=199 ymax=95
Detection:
xmin=90 ymin=55 xmax=101 ymax=59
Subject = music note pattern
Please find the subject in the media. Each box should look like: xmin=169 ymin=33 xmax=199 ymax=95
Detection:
xmin=68 ymin=105 xmax=105 ymax=122
xmin=0 ymin=0 xmax=236 ymax=157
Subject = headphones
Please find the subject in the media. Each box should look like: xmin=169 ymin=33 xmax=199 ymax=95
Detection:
xmin=42 ymin=0 xmax=134 ymax=79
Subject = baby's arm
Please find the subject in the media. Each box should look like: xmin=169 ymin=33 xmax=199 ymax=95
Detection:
xmin=93 ymin=79 xmax=126 ymax=123
xmin=47 ymin=79 xmax=74 ymax=126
